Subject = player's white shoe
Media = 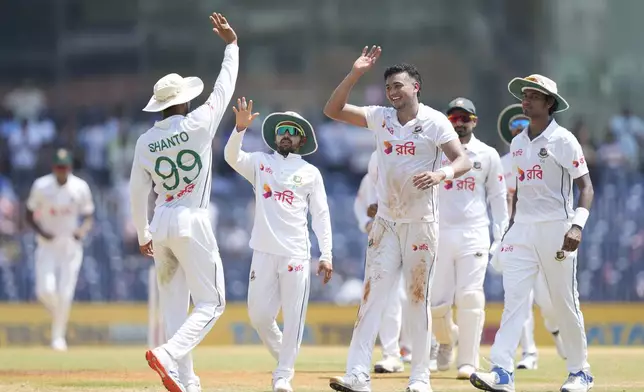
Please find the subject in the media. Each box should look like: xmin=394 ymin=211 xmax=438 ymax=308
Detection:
xmin=145 ymin=347 xmax=186 ymax=392
xmin=437 ymin=344 xmax=454 ymax=371
xmin=552 ymin=331 xmax=567 ymax=359
xmin=374 ymin=355 xmax=404 ymax=373
xmin=406 ymin=380 xmax=432 ymax=392
xmin=516 ymin=353 xmax=538 ymax=370
xmin=401 ymin=346 xmax=412 ymax=364
xmin=273 ymin=378 xmax=293 ymax=392
xmin=469 ymin=366 xmax=515 ymax=392
xmin=457 ymin=365 xmax=476 ymax=380
xmin=429 ymin=339 xmax=438 ymax=372
xmin=329 ymin=373 xmax=371 ymax=392
xmin=51 ymin=338 xmax=68 ymax=352
xmin=560 ymin=371 xmax=594 ymax=392
xmin=186 ymin=382 xmax=201 ymax=392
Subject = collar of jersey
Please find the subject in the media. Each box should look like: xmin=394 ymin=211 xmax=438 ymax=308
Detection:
xmin=388 ymin=103 xmax=431 ymax=127
xmin=154 ymin=114 xmax=184 ymax=129
xmin=273 ymin=151 xmax=302 ymax=160
xmin=520 ymin=118 xmax=558 ymax=142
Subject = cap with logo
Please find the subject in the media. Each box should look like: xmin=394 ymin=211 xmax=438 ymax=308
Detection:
xmin=447 ymin=97 xmax=476 ymax=115
xmin=53 ymin=148 xmax=73 ymax=166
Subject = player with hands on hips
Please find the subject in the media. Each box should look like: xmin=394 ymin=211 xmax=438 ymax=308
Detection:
xmin=26 ymin=148 xmax=95 ymax=352
xmin=470 ymin=75 xmax=594 ymax=392
xmin=129 ymin=11 xmax=238 ymax=392
xmin=324 ymin=45 xmax=471 ymax=392
xmin=224 ymin=97 xmax=333 ymax=392
xmin=496 ymin=104 xmax=567 ymax=370
xmin=430 ymin=98 xmax=508 ymax=380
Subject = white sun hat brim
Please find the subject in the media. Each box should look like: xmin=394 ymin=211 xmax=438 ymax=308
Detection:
xmin=142 ymin=76 xmax=204 ymax=113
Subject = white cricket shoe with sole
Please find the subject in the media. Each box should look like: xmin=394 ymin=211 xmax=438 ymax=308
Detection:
xmin=516 ymin=352 xmax=538 ymax=370
xmin=51 ymin=338 xmax=68 ymax=352
xmin=560 ymin=371 xmax=594 ymax=392
xmin=374 ymin=355 xmax=404 ymax=373
xmin=329 ymin=373 xmax=371 ymax=392
xmin=457 ymin=365 xmax=476 ymax=380
xmin=406 ymin=380 xmax=432 ymax=392
xmin=470 ymin=366 xmax=515 ymax=392
xmin=273 ymin=378 xmax=293 ymax=392
xmin=186 ymin=382 xmax=201 ymax=392
xmin=437 ymin=344 xmax=454 ymax=371
xmin=145 ymin=347 xmax=186 ymax=392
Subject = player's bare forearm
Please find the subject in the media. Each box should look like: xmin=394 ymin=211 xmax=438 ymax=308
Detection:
xmin=574 ymin=173 xmax=594 ymax=212
xmin=25 ymin=209 xmax=52 ymax=239
xmin=440 ymin=139 xmax=472 ymax=178
xmin=323 ymin=71 xmax=367 ymax=128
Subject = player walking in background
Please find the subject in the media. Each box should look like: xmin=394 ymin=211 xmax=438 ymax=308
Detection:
xmin=471 ymin=75 xmax=595 ymax=392
xmin=224 ymin=97 xmax=333 ymax=392
xmin=324 ymin=45 xmax=472 ymax=392
xmin=430 ymin=98 xmax=508 ymax=379
xmin=26 ymin=148 xmax=94 ymax=352
xmin=496 ymin=104 xmax=567 ymax=370
xmin=353 ymin=151 xmax=414 ymax=374
xmin=129 ymin=12 xmax=238 ymax=392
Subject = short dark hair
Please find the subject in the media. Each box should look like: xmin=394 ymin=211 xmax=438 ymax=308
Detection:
xmin=548 ymin=97 xmax=559 ymax=115
xmin=384 ymin=63 xmax=422 ymax=98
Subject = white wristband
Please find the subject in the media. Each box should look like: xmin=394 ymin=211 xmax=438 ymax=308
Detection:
xmin=438 ymin=166 xmax=455 ymax=180
xmin=571 ymin=207 xmax=590 ymax=229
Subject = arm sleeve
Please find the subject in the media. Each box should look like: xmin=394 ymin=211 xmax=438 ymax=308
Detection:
xmin=433 ymin=115 xmax=459 ymax=147
xmin=486 ymin=150 xmax=509 ymax=241
xmin=188 ymin=44 xmax=240 ymax=139
xmin=223 ymin=128 xmax=257 ymax=183
xmin=560 ymin=136 xmax=590 ymax=179
xmin=80 ymin=182 xmax=95 ymax=215
xmin=26 ymin=182 xmax=41 ymax=212
xmin=354 ymin=175 xmax=372 ymax=233
xmin=129 ymin=145 xmax=153 ymax=245
xmin=309 ymin=170 xmax=333 ymax=263
xmin=362 ymin=106 xmax=386 ymax=132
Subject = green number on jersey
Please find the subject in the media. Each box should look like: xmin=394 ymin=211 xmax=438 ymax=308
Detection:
xmin=154 ymin=149 xmax=202 ymax=191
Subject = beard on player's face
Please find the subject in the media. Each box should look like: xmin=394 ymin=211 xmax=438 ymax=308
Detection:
xmin=275 ymin=134 xmax=302 ymax=155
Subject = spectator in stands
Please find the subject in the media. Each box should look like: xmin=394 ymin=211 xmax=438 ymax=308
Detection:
xmin=597 ymin=128 xmax=630 ymax=189
xmin=78 ymin=109 xmax=117 ymax=187
xmin=609 ymin=106 xmax=643 ymax=171
xmin=572 ymin=119 xmax=598 ymax=182
xmin=2 ymin=79 xmax=47 ymax=122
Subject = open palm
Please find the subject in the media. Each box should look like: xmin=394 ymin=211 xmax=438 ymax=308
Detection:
xmin=353 ymin=45 xmax=382 ymax=74
xmin=232 ymin=97 xmax=260 ymax=131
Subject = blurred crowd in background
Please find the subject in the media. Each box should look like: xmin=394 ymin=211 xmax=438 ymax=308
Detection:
xmin=1 ymin=0 xmax=644 ymax=304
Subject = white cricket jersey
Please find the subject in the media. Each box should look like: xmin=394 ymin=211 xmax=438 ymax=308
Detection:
xmin=363 ymin=104 xmax=458 ymax=223
xmin=354 ymin=152 xmax=378 ymax=233
xmin=438 ymin=136 xmax=508 ymax=237
xmin=500 ymin=153 xmax=516 ymax=194
xmin=26 ymin=173 xmax=95 ymax=245
xmin=224 ymin=129 xmax=333 ymax=263
xmin=510 ymin=119 xmax=589 ymax=224
xmin=129 ymin=44 xmax=239 ymax=245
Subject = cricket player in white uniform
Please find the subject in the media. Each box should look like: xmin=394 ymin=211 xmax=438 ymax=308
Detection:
xmin=324 ymin=46 xmax=472 ymax=392
xmin=26 ymin=148 xmax=94 ymax=352
xmin=496 ymin=104 xmax=567 ymax=370
xmin=224 ymin=97 xmax=334 ymax=392
xmin=471 ymin=75 xmax=595 ymax=392
xmin=129 ymin=13 xmax=238 ymax=392
xmin=431 ymin=98 xmax=508 ymax=380
xmin=353 ymin=151 xmax=414 ymax=374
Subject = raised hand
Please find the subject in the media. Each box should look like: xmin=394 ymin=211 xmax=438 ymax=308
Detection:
xmin=352 ymin=45 xmax=382 ymax=75
xmin=209 ymin=12 xmax=237 ymax=45
xmin=232 ymin=97 xmax=260 ymax=132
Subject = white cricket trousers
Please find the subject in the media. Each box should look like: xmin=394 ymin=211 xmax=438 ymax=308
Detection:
xmin=247 ymin=251 xmax=311 ymax=382
xmin=35 ymin=237 xmax=83 ymax=343
xmin=491 ymin=221 xmax=590 ymax=373
xmin=378 ymin=275 xmax=411 ymax=358
xmin=520 ymin=270 xmax=560 ymax=354
xmin=431 ymin=226 xmax=489 ymax=369
xmin=152 ymin=212 xmax=225 ymax=386
xmin=346 ymin=217 xmax=437 ymax=384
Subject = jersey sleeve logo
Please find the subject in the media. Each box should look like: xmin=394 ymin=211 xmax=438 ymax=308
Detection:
xmin=573 ymin=157 xmax=586 ymax=168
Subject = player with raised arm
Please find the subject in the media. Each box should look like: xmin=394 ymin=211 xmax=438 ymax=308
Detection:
xmin=471 ymin=75 xmax=594 ymax=392
xmin=496 ymin=104 xmax=567 ymax=370
xmin=430 ymin=98 xmax=508 ymax=380
xmin=25 ymin=148 xmax=94 ymax=352
xmin=129 ymin=12 xmax=238 ymax=392
xmin=224 ymin=97 xmax=333 ymax=392
xmin=324 ymin=45 xmax=472 ymax=392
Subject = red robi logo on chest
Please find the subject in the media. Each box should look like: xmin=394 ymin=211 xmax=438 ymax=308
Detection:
xmin=287 ymin=264 xmax=304 ymax=272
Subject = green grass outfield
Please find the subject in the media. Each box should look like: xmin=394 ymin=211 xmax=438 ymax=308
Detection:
xmin=0 ymin=345 xmax=642 ymax=391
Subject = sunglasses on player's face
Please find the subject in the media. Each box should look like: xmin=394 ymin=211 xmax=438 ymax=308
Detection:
xmin=447 ymin=114 xmax=477 ymax=124
xmin=275 ymin=123 xmax=304 ymax=137
xmin=510 ymin=118 xmax=530 ymax=130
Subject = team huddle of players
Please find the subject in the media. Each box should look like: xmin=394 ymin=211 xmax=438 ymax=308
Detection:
xmin=26 ymin=12 xmax=594 ymax=392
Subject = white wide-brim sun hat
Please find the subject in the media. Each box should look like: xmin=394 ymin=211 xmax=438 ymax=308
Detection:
xmin=142 ymin=73 xmax=205 ymax=113
xmin=507 ymin=74 xmax=569 ymax=113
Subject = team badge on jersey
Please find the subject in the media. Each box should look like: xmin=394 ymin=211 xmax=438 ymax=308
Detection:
xmin=413 ymin=125 xmax=423 ymax=134
xmin=292 ymin=175 xmax=302 ymax=185
xmin=555 ymin=250 xmax=566 ymax=261
xmin=472 ymin=161 xmax=482 ymax=170
xmin=538 ymin=148 xmax=549 ymax=159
